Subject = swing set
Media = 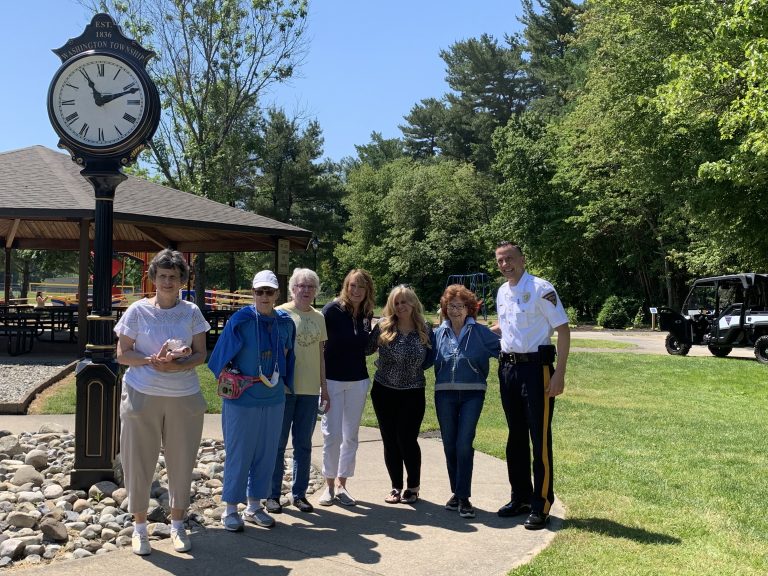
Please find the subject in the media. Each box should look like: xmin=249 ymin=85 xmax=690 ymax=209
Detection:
xmin=445 ymin=272 xmax=492 ymax=320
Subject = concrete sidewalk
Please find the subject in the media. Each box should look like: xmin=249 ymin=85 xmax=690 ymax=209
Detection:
xmin=2 ymin=414 xmax=564 ymax=576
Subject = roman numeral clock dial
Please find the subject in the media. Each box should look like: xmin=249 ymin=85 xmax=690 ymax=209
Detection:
xmin=48 ymin=52 xmax=155 ymax=156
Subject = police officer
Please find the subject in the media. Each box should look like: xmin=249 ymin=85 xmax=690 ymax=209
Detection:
xmin=492 ymin=241 xmax=570 ymax=530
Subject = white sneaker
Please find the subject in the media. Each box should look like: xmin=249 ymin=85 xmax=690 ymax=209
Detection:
xmin=171 ymin=528 xmax=191 ymax=552
xmin=318 ymin=487 xmax=335 ymax=506
xmin=132 ymin=531 xmax=151 ymax=556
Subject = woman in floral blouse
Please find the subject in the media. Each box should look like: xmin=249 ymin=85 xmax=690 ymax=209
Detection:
xmin=367 ymin=285 xmax=435 ymax=504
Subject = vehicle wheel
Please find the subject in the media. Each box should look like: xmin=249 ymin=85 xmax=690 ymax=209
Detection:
xmin=754 ymin=335 xmax=768 ymax=364
xmin=707 ymin=345 xmax=732 ymax=358
xmin=665 ymin=333 xmax=691 ymax=356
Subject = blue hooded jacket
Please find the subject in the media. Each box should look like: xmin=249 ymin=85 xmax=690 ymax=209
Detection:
xmin=433 ymin=318 xmax=501 ymax=392
xmin=208 ymin=306 xmax=296 ymax=404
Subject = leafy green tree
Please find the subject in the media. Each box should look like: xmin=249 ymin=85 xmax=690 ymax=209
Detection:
xmin=353 ymin=132 xmax=407 ymax=169
xmin=248 ymin=108 xmax=323 ymax=222
xmin=519 ymin=0 xmax=583 ymax=112
xmin=1 ymin=250 xmax=80 ymax=300
xmin=656 ymin=0 xmax=768 ymax=272
xmin=84 ymin=0 xmax=308 ymax=305
xmin=87 ymin=0 xmax=308 ymax=198
xmin=242 ymin=108 xmax=346 ymax=283
xmin=491 ymin=0 xmax=705 ymax=312
xmin=338 ymin=158 xmax=494 ymax=306
xmin=399 ymin=98 xmax=447 ymax=159
xmin=549 ymin=0 xmax=701 ymax=309
xmin=397 ymin=34 xmax=530 ymax=173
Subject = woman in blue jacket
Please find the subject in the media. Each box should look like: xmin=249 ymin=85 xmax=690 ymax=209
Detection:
xmin=208 ymin=270 xmax=295 ymax=532
xmin=434 ymin=284 xmax=500 ymax=519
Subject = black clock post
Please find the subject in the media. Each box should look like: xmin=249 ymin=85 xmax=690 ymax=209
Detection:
xmin=47 ymin=14 xmax=161 ymax=488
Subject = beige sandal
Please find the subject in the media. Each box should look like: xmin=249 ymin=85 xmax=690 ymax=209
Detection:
xmin=385 ymin=489 xmax=401 ymax=504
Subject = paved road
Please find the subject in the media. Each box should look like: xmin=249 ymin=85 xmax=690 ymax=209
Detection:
xmin=570 ymin=329 xmax=757 ymax=359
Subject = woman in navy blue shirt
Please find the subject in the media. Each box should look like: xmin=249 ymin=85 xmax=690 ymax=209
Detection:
xmin=319 ymin=268 xmax=375 ymax=507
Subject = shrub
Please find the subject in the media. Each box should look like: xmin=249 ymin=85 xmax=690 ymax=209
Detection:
xmin=566 ymin=306 xmax=579 ymax=327
xmin=632 ymin=306 xmax=646 ymax=329
xmin=597 ymin=296 xmax=634 ymax=329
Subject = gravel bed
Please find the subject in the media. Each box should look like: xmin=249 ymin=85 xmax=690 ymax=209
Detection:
xmin=0 ymin=362 xmax=71 ymax=404
xmin=0 ymin=425 xmax=324 ymax=568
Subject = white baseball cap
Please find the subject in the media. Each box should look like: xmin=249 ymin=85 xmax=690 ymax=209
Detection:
xmin=252 ymin=270 xmax=279 ymax=289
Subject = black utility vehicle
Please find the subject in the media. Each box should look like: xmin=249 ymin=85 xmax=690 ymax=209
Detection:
xmin=658 ymin=273 xmax=768 ymax=363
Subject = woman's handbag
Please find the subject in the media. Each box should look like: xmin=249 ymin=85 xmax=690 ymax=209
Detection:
xmin=216 ymin=367 xmax=256 ymax=400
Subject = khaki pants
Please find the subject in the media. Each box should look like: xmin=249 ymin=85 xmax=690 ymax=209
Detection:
xmin=120 ymin=385 xmax=206 ymax=514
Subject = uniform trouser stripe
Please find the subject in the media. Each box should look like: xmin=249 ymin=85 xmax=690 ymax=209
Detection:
xmin=541 ymin=366 xmax=552 ymax=514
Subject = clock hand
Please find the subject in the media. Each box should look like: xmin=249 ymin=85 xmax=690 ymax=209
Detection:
xmin=100 ymin=87 xmax=140 ymax=105
xmin=79 ymin=68 xmax=104 ymax=106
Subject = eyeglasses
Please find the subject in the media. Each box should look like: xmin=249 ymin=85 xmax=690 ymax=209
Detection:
xmin=254 ymin=288 xmax=277 ymax=296
xmin=295 ymin=284 xmax=317 ymax=291
xmin=448 ymin=304 xmax=466 ymax=311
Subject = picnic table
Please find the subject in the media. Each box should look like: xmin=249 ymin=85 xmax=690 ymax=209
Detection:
xmin=0 ymin=309 xmax=42 ymax=355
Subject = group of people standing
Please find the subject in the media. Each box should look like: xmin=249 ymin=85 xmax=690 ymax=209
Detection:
xmin=113 ymin=242 xmax=570 ymax=556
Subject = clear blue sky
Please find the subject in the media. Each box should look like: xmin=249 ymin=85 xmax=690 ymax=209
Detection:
xmin=2 ymin=1 xmax=522 ymax=162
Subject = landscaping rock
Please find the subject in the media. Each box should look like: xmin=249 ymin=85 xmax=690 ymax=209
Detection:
xmin=39 ymin=518 xmax=68 ymax=542
xmin=0 ymin=431 xmax=324 ymax=569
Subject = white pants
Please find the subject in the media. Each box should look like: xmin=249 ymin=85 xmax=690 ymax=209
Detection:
xmin=322 ymin=378 xmax=370 ymax=479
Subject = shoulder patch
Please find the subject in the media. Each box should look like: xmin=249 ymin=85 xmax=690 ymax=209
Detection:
xmin=542 ymin=291 xmax=558 ymax=306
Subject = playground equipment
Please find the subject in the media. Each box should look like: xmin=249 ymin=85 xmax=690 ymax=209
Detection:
xmin=445 ymin=272 xmax=492 ymax=320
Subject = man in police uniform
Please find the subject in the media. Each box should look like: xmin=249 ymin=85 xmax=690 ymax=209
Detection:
xmin=492 ymin=241 xmax=570 ymax=530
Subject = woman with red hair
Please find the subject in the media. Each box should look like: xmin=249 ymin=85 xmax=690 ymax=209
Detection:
xmin=433 ymin=284 xmax=500 ymax=519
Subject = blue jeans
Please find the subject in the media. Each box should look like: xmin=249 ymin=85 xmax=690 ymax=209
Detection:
xmin=434 ymin=389 xmax=486 ymax=499
xmin=270 ymin=393 xmax=319 ymax=499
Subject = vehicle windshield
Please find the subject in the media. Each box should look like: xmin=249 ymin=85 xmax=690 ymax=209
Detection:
xmin=685 ymin=284 xmax=717 ymax=316
xmin=684 ymin=278 xmax=746 ymax=317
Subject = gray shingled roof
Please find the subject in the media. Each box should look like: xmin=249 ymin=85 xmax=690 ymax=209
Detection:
xmin=0 ymin=146 xmax=312 ymax=252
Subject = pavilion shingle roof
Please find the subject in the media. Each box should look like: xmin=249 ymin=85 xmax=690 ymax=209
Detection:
xmin=0 ymin=146 xmax=312 ymax=252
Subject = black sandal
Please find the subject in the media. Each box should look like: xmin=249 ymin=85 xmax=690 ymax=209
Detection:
xmin=401 ymin=487 xmax=419 ymax=504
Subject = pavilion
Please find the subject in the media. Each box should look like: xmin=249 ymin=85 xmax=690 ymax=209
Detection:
xmin=0 ymin=145 xmax=313 ymax=352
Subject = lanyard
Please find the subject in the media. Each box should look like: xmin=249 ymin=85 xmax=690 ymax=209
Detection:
xmin=254 ymin=308 xmax=280 ymax=385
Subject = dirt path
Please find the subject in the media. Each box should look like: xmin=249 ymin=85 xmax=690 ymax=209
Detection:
xmin=570 ymin=329 xmax=756 ymax=359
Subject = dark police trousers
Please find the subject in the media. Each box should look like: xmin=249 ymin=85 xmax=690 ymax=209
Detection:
xmin=498 ymin=357 xmax=555 ymax=515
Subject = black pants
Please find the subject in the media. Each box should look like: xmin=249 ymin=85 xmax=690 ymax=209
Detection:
xmin=498 ymin=361 xmax=555 ymax=515
xmin=371 ymin=381 xmax=425 ymax=490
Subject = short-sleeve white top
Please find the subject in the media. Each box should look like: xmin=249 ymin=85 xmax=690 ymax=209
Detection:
xmin=496 ymin=272 xmax=568 ymax=354
xmin=114 ymin=298 xmax=211 ymax=396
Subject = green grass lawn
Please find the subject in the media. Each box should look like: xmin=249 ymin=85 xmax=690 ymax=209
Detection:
xmin=568 ymin=337 xmax=635 ymax=349
xmin=34 ymin=352 xmax=768 ymax=575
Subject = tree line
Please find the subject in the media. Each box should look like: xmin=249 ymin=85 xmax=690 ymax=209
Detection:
xmin=35 ymin=0 xmax=763 ymax=322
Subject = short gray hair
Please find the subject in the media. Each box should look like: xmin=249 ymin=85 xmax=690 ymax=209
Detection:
xmin=148 ymin=249 xmax=189 ymax=284
xmin=288 ymin=268 xmax=320 ymax=297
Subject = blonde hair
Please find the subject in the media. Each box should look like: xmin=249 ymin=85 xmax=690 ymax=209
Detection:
xmin=338 ymin=269 xmax=376 ymax=317
xmin=378 ymin=285 xmax=432 ymax=347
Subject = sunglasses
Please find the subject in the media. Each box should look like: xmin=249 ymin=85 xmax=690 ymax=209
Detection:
xmin=254 ymin=288 xmax=277 ymax=296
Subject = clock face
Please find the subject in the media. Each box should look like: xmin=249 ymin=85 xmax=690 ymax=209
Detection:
xmin=50 ymin=54 xmax=148 ymax=150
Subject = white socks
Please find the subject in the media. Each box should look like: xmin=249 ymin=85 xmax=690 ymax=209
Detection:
xmin=246 ymin=498 xmax=262 ymax=513
xmin=133 ymin=521 xmax=148 ymax=536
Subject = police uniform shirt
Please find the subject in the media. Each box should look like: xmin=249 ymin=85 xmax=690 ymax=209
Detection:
xmin=497 ymin=271 xmax=569 ymax=354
